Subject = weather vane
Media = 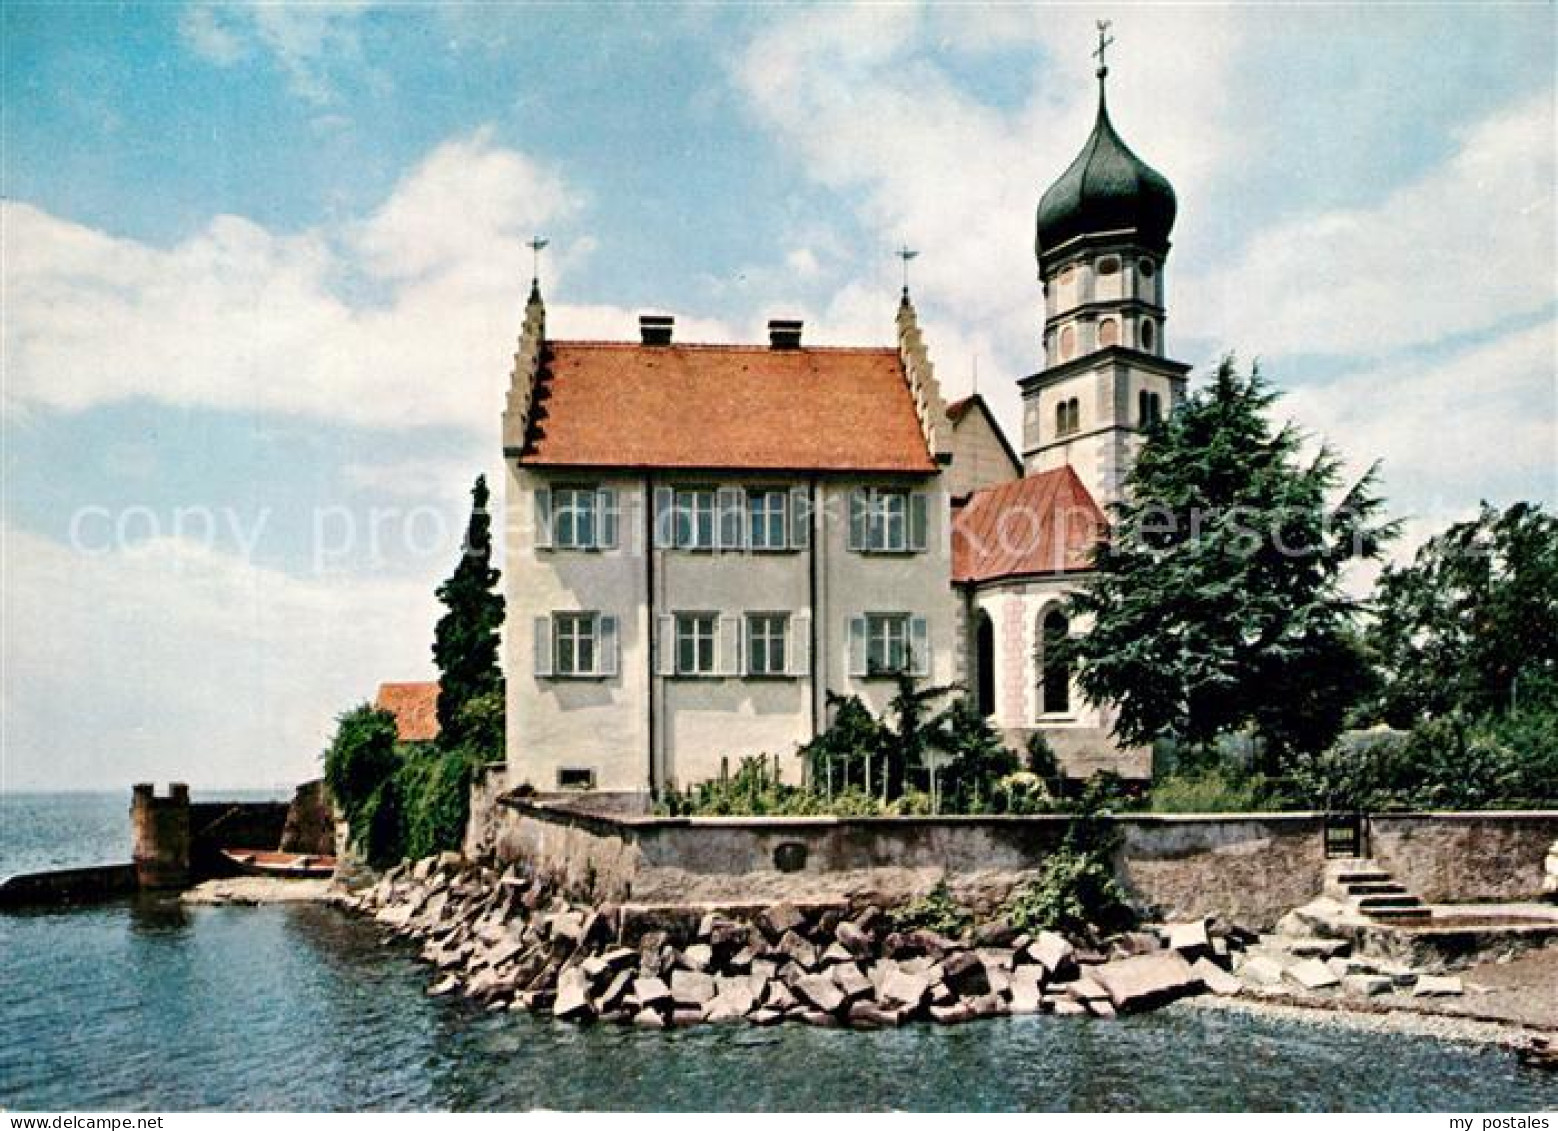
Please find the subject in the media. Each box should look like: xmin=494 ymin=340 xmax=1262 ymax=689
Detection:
xmin=1094 ymin=19 xmax=1114 ymax=79
xmin=896 ymin=244 xmax=919 ymax=294
xmin=527 ymin=236 xmax=550 ymax=285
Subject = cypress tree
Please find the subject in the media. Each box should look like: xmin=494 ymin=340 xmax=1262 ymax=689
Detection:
xmin=432 ymin=475 xmax=505 ymax=752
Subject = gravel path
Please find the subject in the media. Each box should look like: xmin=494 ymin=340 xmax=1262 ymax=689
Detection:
xmin=1189 ymin=944 xmax=1557 ymax=1046
xmin=182 ymin=876 xmax=334 ymax=904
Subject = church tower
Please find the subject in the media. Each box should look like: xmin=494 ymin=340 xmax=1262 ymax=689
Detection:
xmin=1021 ymin=29 xmax=1190 ymax=508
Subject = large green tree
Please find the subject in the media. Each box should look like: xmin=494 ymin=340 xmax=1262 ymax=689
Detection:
xmin=1065 ymin=358 xmax=1394 ymax=768
xmin=1365 ymin=501 xmax=1557 ymax=726
xmin=432 ymin=475 xmax=505 ymax=753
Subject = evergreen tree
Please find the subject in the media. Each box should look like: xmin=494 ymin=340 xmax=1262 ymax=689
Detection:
xmin=1064 ymin=358 xmax=1394 ymax=768
xmin=432 ymin=475 xmax=505 ymax=752
xmin=1365 ymin=501 xmax=1557 ymax=726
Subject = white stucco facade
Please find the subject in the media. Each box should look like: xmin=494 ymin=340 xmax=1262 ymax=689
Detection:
xmin=504 ymin=464 xmax=959 ymax=801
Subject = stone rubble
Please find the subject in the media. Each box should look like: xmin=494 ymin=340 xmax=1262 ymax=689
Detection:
xmin=337 ymin=853 xmax=1477 ymax=1030
xmin=1230 ymin=932 xmax=1468 ymax=1004
xmin=333 ymin=854 xmax=1253 ymax=1031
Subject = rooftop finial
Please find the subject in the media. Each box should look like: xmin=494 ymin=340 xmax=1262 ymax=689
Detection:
xmin=1093 ymin=19 xmax=1114 ymax=84
xmin=526 ymin=235 xmax=550 ymax=298
xmin=897 ymin=244 xmax=919 ymax=300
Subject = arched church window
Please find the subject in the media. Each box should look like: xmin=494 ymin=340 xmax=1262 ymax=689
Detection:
xmin=975 ymin=611 xmax=995 ymax=718
xmin=1055 ymin=402 xmax=1068 ymax=436
xmin=1138 ymin=259 xmax=1156 ymax=279
xmin=1059 ymin=325 xmax=1076 ymax=361
xmin=1039 ymin=608 xmax=1072 ymax=715
xmin=1096 ymin=257 xmax=1120 ymax=275
xmin=1140 ymin=318 xmax=1156 ymax=353
xmin=1098 ymin=318 xmax=1120 ymax=348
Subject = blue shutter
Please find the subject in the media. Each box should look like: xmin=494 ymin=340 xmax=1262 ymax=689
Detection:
xmin=653 ymin=487 xmax=675 ymax=549
xmin=848 ymin=616 xmax=867 ymax=678
xmin=656 ymin=614 xmax=676 ymax=676
xmin=534 ymin=489 xmax=553 ymax=550
xmin=910 ymin=616 xmax=930 ymax=677
xmin=716 ymin=487 xmax=744 ymax=551
xmin=598 ymin=615 xmax=619 ymax=677
xmin=909 ymin=491 xmax=928 ymax=553
xmin=533 ymin=616 xmax=554 ymax=677
xmin=848 ymin=489 xmax=868 ymax=552
xmin=719 ymin=613 xmax=744 ymax=676
xmin=596 ymin=488 xmax=619 ymax=550
xmin=789 ymin=485 xmax=810 ymax=549
xmin=788 ymin=611 xmax=811 ymax=677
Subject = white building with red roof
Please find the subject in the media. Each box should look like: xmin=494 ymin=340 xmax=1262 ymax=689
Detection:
xmin=498 ymin=63 xmax=1183 ymax=804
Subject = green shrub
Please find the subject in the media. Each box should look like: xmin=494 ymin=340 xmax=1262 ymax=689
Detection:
xmin=322 ymin=703 xmax=488 ymax=866
xmin=658 ymin=755 xmax=827 ymax=817
xmin=396 ymin=744 xmax=482 ymax=861
xmin=322 ymin=704 xmax=402 ymax=866
xmin=1149 ymin=768 xmax=1270 ymax=812
xmin=1004 ymin=780 xmax=1135 ymax=938
xmin=1287 ymin=700 xmax=1558 ymax=811
xmin=1006 ymin=845 xmax=1135 ymax=937
xmin=889 ymin=879 xmax=972 ymax=937
xmin=937 ymin=698 xmax=1020 ymax=813
xmin=1025 ymin=732 xmax=1061 ymax=779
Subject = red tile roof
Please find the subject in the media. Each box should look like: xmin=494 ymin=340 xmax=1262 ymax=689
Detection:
xmin=375 ymin=682 xmax=440 ymax=743
xmin=945 ymin=395 xmax=977 ymax=422
xmin=953 ymin=466 xmax=1106 ymax=583
xmin=518 ymin=342 xmax=936 ymax=472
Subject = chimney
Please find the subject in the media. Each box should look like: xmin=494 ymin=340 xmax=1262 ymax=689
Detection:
xmin=768 ymin=319 xmax=803 ymax=349
xmin=639 ymin=314 xmax=674 ymax=346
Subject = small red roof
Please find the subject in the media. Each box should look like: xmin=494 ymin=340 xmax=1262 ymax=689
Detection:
xmin=375 ymin=682 xmax=440 ymax=743
xmin=518 ymin=342 xmax=936 ymax=472
xmin=953 ymin=466 xmax=1106 ymax=583
xmin=945 ymin=395 xmax=977 ymax=422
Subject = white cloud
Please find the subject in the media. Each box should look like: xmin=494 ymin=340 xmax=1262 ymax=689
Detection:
xmin=1 ymin=524 xmax=441 ymax=792
xmin=1179 ymin=93 xmax=1556 ymax=359
xmin=179 ymin=1 xmax=379 ymax=106
xmin=1282 ymin=317 xmax=1558 ymax=521
xmin=1 ymin=133 xmax=588 ymax=432
xmin=0 ymin=129 xmax=757 ymax=434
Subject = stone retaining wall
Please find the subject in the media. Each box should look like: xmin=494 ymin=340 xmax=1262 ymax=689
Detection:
xmin=484 ymin=799 xmax=1558 ymax=929
xmin=1370 ymin=811 xmax=1558 ymax=903
xmin=0 ymin=863 xmax=138 ymax=907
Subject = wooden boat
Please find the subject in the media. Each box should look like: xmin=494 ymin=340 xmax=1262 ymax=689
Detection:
xmin=220 ymin=848 xmax=336 ymax=879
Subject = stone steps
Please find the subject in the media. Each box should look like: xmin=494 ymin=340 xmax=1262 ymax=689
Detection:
xmin=1323 ymin=858 xmax=1431 ymax=923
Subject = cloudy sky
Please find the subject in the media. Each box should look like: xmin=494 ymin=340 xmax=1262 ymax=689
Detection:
xmin=3 ymin=3 xmax=1553 ymax=791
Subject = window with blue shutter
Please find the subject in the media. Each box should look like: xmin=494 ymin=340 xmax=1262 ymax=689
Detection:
xmin=850 ymin=488 xmax=930 ymax=553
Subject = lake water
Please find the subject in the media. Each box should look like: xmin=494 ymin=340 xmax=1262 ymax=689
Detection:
xmin=3 ymin=793 xmax=1557 ymax=1112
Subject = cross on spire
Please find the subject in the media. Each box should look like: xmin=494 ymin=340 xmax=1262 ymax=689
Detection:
xmin=1093 ymin=19 xmax=1114 ymax=80
xmin=526 ymin=236 xmax=550 ymax=292
xmin=896 ymin=244 xmax=919 ymax=297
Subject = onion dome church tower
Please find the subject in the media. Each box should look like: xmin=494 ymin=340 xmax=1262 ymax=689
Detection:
xmin=1021 ymin=26 xmax=1191 ymax=508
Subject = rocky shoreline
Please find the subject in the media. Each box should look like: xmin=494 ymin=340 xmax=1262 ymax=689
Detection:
xmin=334 ymin=853 xmax=1252 ymax=1028
xmin=330 ymin=853 xmax=1555 ymax=1045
